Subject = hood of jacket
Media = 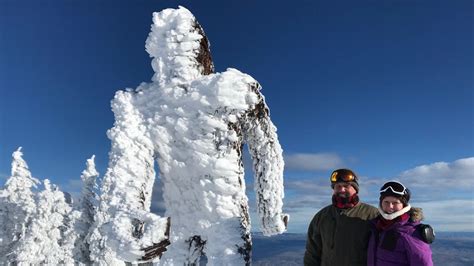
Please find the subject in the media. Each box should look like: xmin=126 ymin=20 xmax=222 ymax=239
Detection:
xmin=410 ymin=207 xmax=424 ymax=222
xmin=393 ymin=207 xmax=425 ymax=234
xmin=370 ymin=206 xmax=424 ymax=233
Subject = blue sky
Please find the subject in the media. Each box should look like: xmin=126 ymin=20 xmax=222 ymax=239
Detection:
xmin=0 ymin=0 xmax=473 ymax=233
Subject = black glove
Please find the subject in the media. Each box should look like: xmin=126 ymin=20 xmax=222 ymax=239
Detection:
xmin=417 ymin=223 xmax=435 ymax=244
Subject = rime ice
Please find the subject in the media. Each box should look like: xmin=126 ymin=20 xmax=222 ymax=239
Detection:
xmin=75 ymin=155 xmax=100 ymax=264
xmin=0 ymin=149 xmax=77 ymax=264
xmin=93 ymin=6 xmax=288 ymax=264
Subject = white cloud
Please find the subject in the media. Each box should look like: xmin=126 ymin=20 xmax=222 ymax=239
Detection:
xmin=398 ymin=157 xmax=474 ymax=189
xmin=285 ymin=193 xmax=330 ymax=210
xmin=284 ymin=153 xmax=343 ymax=171
xmin=418 ymin=199 xmax=474 ymax=232
xmin=285 ymin=179 xmax=329 ymax=194
xmin=391 ymin=158 xmax=474 ymax=232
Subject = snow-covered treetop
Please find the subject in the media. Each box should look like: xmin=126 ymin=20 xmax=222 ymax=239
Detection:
xmin=81 ymin=155 xmax=99 ymax=185
xmin=43 ymin=179 xmax=52 ymax=191
xmin=145 ymin=6 xmax=214 ymax=86
xmin=42 ymin=179 xmax=60 ymax=193
xmin=5 ymin=147 xmax=39 ymax=191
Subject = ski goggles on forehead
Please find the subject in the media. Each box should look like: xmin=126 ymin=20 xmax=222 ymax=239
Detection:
xmin=330 ymin=170 xmax=356 ymax=183
xmin=380 ymin=181 xmax=407 ymax=195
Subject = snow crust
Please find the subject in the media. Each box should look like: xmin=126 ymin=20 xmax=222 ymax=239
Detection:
xmin=93 ymin=6 xmax=288 ymax=264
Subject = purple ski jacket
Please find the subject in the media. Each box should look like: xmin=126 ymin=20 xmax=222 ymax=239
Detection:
xmin=367 ymin=208 xmax=433 ymax=266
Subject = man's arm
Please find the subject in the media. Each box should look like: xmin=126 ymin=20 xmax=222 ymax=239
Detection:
xmin=304 ymin=215 xmax=322 ymax=266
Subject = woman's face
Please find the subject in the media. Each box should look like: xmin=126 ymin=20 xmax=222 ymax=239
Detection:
xmin=381 ymin=196 xmax=404 ymax=214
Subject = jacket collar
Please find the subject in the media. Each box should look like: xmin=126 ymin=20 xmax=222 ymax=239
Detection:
xmin=378 ymin=204 xmax=411 ymax=220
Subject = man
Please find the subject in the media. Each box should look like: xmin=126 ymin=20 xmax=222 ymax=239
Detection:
xmin=304 ymin=169 xmax=378 ymax=266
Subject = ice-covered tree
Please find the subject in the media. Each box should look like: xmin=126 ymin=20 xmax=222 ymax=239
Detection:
xmin=0 ymin=148 xmax=81 ymax=264
xmin=74 ymin=155 xmax=100 ymax=264
xmin=14 ymin=179 xmax=76 ymax=264
xmin=0 ymin=187 xmax=8 ymax=257
xmin=0 ymin=147 xmax=40 ymax=262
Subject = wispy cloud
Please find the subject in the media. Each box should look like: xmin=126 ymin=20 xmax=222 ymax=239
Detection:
xmin=285 ymin=179 xmax=329 ymax=195
xmin=397 ymin=157 xmax=474 ymax=189
xmin=284 ymin=153 xmax=343 ymax=171
xmin=392 ymin=158 xmax=474 ymax=232
xmin=419 ymin=199 xmax=474 ymax=232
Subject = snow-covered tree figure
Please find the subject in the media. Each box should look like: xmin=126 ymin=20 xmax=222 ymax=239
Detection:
xmin=97 ymin=6 xmax=288 ymax=265
xmin=102 ymin=7 xmax=288 ymax=265
xmin=0 ymin=147 xmax=40 ymax=263
xmin=73 ymin=155 xmax=100 ymax=264
xmin=14 ymin=179 xmax=76 ymax=264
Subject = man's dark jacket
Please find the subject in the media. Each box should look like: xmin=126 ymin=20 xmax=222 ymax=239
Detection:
xmin=304 ymin=202 xmax=378 ymax=266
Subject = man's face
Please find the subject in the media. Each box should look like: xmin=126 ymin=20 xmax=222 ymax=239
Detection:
xmin=333 ymin=182 xmax=357 ymax=198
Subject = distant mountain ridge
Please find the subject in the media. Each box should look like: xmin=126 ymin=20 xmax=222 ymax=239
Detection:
xmin=252 ymin=232 xmax=474 ymax=265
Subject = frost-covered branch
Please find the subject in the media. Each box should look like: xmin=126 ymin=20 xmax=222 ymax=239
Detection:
xmin=243 ymin=85 xmax=289 ymax=236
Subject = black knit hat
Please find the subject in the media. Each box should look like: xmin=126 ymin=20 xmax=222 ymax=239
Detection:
xmin=330 ymin=168 xmax=359 ymax=193
xmin=379 ymin=181 xmax=411 ymax=206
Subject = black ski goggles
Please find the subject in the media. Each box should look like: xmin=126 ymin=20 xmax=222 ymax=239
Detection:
xmin=330 ymin=169 xmax=357 ymax=183
xmin=380 ymin=181 xmax=407 ymax=196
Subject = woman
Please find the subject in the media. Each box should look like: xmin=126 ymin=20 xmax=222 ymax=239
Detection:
xmin=367 ymin=181 xmax=433 ymax=266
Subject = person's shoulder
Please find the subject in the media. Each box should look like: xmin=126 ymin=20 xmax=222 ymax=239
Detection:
xmin=358 ymin=202 xmax=378 ymax=212
xmin=397 ymin=218 xmax=431 ymax=245
xmin=353 ymin=202 xmax=379 ymax=218
xmin=323 ymin=204 xmax=337 ymax=213
xmin=311 ymin=205 xmax=333 ymax=219
xmin=398 ymin=225 xmax=431 ymax=248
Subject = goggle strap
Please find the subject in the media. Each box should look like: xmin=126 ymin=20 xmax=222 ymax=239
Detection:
xmin=380 ymin=186 xmax=405 ymax=195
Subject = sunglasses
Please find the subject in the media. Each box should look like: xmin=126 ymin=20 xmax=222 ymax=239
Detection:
xmin=380 ymin=181 xmax=407 ymax=195
xmin=330 ymin=169 xmax=357 ymax=183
